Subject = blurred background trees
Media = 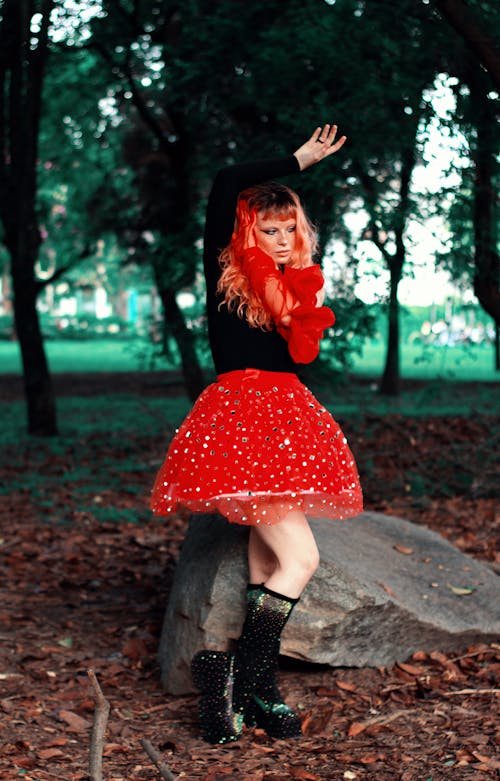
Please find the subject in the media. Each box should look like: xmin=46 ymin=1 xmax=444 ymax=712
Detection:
xmin=0 ymin=0 xmax=498 ymax=432
xmin=0 ymin=0 xmax=57 ymax=434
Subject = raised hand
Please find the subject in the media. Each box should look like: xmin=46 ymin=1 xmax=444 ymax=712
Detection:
xmin=293 ymin=124 xmax=347 ymax=171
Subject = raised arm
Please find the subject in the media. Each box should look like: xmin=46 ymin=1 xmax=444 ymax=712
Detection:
xmin=203 ymin=155 xmax=300 ymax=271
xmin=203 ymin=124 xmax=346 ymax=269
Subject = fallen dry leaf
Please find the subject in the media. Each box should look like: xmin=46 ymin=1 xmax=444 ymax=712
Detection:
xmin=290 ymin=769 xmax=320 ymax=780
xmin=374 ymin=580 xmax=397 ymax=597
xmin=314 ymin=686 xmax=338 ymax=697
xmin=58 ymin=709 xmax=92 ymax=732
xmin=393 ymin=544 xmax=414 ymax=555
xmin=359 ymin=752 xmax=387 ymax=764
xmin=336 ymin=680 xmax=357 ymax=692
xmin=471 ymin=752 xmax=500 ymax=770
xmin=40 ymin=737 xmax=68 ymax=748
xmin=347 ymin=721 xmax=367 ymax=737
xmin=122 ymin=636 xmax=149 ymax=661
xmin=448 ymin=584 xmax=476 ymax=596
xmin=397 ymin=661 xmax=425 ymax=676
xmin=103 ymin=743 xmax=128 ymax=756
xmin=37 ymin=748 xmax=66 ymax=760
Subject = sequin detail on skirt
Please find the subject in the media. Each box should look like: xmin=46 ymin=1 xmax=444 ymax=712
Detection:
xmin=150 ymin=368 xmax=363 ymax=525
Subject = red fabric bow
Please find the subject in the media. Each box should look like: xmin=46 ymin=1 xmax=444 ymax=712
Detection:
xmin=277 ymin=305 xmax=335 ymax=363
xmin=283 ymin=264 xmax=325 ymax=307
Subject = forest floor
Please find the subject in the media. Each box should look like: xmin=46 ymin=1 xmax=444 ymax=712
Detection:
xmin=0 ymin=374 xmax=498 ymax=781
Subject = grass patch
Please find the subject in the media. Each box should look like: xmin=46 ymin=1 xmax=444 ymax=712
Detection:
xmin=0 ymin=338 xmax=163 ymax=374
xmin=1 ymin=395 xmax=191 ymax=445
xmin=315 ymin=378 xmax=499 ymax=418
xmin=350 ymin=338 xmax=497 ymax=381
xmin=1 ymin=337 xmax=499 ymax=381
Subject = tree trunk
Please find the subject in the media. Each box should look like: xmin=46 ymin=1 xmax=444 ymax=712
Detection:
xmin=354 ymin=134 xmax=417 ymax=397
xmin=468 ymin=69 xmax=500 ymax=362
xmin=380 ymin=265 xmax=402 ymax=395
xmin=0 ymin=0 xmax=57 ymax=434
xmin=11 ymin=249 xmax=57 ymax=435
xmin=433 ymin=0 xmax=500 ymax=91
xmin=379 ymin=146 xmax=415 ymax=396
xmin=494 ymin=322 xmax=499 ymax=372
xmin=160 ymin=288 xmax=205 ymax=401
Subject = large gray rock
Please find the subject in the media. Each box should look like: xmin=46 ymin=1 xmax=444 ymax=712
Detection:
xmin=159 ymin=512 xmax=500 ymax=694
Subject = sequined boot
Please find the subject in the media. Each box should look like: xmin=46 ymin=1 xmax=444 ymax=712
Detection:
xmin=244 ymin=639 xmax=303 ymax=739
xmin=234 ymin=585 xmax=303 ymax=739
xmin=191 ymin=650 xmax=243 ymax=744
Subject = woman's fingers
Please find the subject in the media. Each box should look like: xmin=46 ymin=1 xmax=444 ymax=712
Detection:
xmin=311 ymin=126 xmax=323 ymax=143
xmin=317 ymin=123 xmax=332 ymax=143
xmin=329 ymin=133 xmax=347 ymax=153
xmin=294 ymin=123 xmax=347 ymax=170
xmin=243 ymin=212 xmax=257 ymax=248
xmin=318 ymin=124 xmax=346 ymax=152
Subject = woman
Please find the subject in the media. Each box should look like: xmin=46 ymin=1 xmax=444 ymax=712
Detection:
xmin=151 ymin=125 xmax=363 ymax=744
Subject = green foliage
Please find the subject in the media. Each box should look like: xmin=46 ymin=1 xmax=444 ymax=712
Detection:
xmin=305 ymin=292 xmax=377 ymax=389
xmin=36 ymin=40 xmax=156 ymax=331
xmin=3 ymin=0 xmax=497 ymax=397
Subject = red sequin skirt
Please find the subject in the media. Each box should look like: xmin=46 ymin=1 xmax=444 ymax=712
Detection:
xmin=150 ymin=369 xmax=363 ymax=526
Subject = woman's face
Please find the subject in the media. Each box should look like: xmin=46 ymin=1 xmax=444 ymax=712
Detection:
xmin=254 ymin=212 xmax=296 ymax=265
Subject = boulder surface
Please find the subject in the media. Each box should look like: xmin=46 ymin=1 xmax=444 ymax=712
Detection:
xmin=159 ymin=512 xmax=500 ymax=694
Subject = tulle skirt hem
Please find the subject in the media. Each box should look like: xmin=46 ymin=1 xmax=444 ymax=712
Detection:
xmin=153 ymin=488 xmax=362 ymax=525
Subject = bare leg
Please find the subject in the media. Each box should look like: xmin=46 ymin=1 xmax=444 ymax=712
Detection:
xmin=248 ymin=528 xmax=277 ymax=584
xmin=248 ymin=509 xmax=319 ymax=599
xmin=233 ymin=508 xmax=317 ymax=738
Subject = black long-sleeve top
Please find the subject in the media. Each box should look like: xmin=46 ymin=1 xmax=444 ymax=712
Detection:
xmin=203 ymin=154 xmax=301 ymax=375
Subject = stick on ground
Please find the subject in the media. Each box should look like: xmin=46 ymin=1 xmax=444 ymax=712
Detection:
xmin=88 ymin=668 xmax=111 ymax=781
xmin=140 ymin=738 xmax=177 ymax=781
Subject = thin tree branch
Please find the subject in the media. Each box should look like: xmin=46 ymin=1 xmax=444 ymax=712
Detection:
xmin=442 ymin=688 xmax=500 ymax=696
xmin=35 ymin=263 xmax=73 ymax=292
xmin=88 ymin=668 xmax=110 ymax=781
xmin=140 ymin=738 xmax=177 ymax=781
xmin=123 ymin=59 xmax=173 ymax=154
xmin=449 ymin=644 xmax=499 ymax=663
xmin=35 ymin=243 xmax=96 ymax=291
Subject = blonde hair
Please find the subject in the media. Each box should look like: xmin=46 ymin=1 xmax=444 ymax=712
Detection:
xmin=217 ymin=183 xmax=318 ymax=328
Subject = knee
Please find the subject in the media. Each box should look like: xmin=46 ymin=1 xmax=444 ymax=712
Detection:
xmin=296 ymin=543 xmax=320 ymax=583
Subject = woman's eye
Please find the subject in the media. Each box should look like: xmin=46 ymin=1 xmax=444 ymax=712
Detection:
xmin=288 ymin=226 xmax=296 ymax=233
xmin=264 ymin=229 xmax=277 ymax=235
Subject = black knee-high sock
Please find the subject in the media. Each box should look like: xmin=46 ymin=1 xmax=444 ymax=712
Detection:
xmin=245 ymin=584 xmax=288 ymax=704
xmin=233 ymin=584 xmax=298 ymax=715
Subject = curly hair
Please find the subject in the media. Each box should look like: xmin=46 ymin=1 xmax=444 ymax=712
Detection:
xmin=217 ymin=182 xmax=318 ymax=328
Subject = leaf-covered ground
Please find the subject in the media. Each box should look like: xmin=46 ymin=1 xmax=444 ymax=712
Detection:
xmin=0 ymin=374 xmax=498 ymax=781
